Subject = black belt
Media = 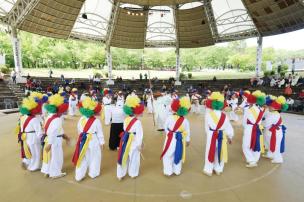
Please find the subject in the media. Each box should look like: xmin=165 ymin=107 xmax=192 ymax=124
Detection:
xmin=57 ymin=134 xmax=64 ymax=138
xmin=104 ymin=104 xmax=110 ymax=105
xmin=23 ymin=131 xmax=35 ymax=133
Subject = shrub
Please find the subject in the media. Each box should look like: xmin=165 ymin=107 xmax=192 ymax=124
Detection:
xmin=0 ymin=65 xmax=11 ymax=74
xmin=179 ymin=72 xmax=186 ymax=80
xmin=188 ymin=73 xmax=192 ymax=79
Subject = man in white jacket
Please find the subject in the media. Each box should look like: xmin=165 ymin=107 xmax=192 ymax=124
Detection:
xmin=69 ymin=88 xmax=78 ymax=116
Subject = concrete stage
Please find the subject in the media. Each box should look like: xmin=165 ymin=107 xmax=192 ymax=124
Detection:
xmin=0 ymin=111 xmax=303 ymax=202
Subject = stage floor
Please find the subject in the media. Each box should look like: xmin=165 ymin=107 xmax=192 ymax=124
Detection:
xmin=0 ymin=111 xmax=303 ymax=202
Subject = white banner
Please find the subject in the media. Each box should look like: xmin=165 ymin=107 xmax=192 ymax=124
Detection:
xmin=12 ymin=37 xmax=22 ymax=73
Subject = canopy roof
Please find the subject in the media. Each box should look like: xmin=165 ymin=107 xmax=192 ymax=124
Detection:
xmin=0 ymin=0 xmax=304 ymax=48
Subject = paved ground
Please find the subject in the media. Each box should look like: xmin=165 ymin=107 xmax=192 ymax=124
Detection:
xmin=0 ymin=111 xmax=303 ymax=202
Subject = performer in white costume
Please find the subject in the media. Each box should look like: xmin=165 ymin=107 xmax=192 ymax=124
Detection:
xmin=72 ymin=97 xmax=104 ymax=181
xmin=90 ymin=90 xmax=98 ymax=102
xmin=191 ymin=90 xmax=202 ymax=114
xmin=161 ymin=97 xmax=191 ymax=176
xmin=262 ymin=96 xmax=288 ymax=164
xmin=68 ymin=88 xmax=78 ymax=116
xmin=242 ymin=90 xmax=266 ymax=168
xmin=17 ymin=97 xmax=43 ymax=171
xmin=41 ymin=94 xmax=70 ymax=178
xmin=227 ymin=92 xmax=239 ymax=121
xmin=80 ymin=92 xmax=88 ymax=102
xmin=109 ymin=97 xmax=125 ymax=150
xmin=146 ymin=91 xmax=154 ymax=114
xmin=154 ymin=93 xmax=169 ymax=131
xmin=102 ymin=88 xmax=112 ymax=125
xmin=116 ymin=91 xmax=125 ymax=106
xmin=117 ymin=95 xmax=144 ymax=180
xmin=203 ymin=92 xmax=234 ymax=176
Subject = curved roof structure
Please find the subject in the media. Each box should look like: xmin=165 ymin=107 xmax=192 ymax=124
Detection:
xmin=0 ymin=0 xmax=304 ymax=48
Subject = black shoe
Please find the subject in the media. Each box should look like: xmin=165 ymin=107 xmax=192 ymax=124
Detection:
xmin=157 ymin=129 xmax=164 ymax=131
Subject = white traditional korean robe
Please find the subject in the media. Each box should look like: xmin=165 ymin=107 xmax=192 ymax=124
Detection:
xmin=262 ymin=111 xmax=284 ymax=163
xmin=154 ymin=96 xmax=169 ymax=130
xmin=103 ymin=96 xmax=112 ymax=125
xmin=203 ymin=110 xmax=234 ymax=175
xmin=147 ymin=94 xmax=154 ymax=114
xmin=41 ymin=114 xmax=65 ymax=177
xmin=162 ymin=115 xmax=190 ymax=176
xmin=242 ymin=105 xmax=264 ymax=165
xmin=117 ymin=117 xmax=143 ymax=179
xmin=227 ymin=98 xmax=239 ymax=121
xmin=191 ymin=94 xmax=202 ymax=114
xmin=75 ymin=116 xmax=105 ymax=181
xmin=20 ymin=115 xmax=43 ymax=171
xmin=69 ymin=94 xmax=78 ymax=116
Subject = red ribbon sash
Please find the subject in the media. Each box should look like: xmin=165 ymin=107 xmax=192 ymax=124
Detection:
xmin=208 ymin=113 xmax=226 ymax=163
xmin=117 ymin=118 xmax=138 ymax=161
xmin=269 ymin=117 xmax=282 ymax=152
xmin=44 ymin=114 xmax=59 ymax=134
xmin=248 ymin=108 xmax=265 ymax=150
xmin=160 ymin=116 xmax=184 ymax=159
xmin=72 ymin=116 xmax=96 ymax=166
xmin=19 ymin=116 xmax=34 ymax=158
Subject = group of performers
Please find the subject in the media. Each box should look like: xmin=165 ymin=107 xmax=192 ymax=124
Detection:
xmin=16 ymin=86 xmax=288 ymax=181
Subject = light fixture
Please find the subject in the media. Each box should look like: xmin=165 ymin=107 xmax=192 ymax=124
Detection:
xmin=140 ymin=13 xmax=144 ymax=16
xmin=82 ymin=13 xmax=88 ymax=19
xmin=127 ymin=11 xmax=131 ymax=15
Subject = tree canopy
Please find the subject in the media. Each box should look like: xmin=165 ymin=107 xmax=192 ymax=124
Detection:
xmin=0 ymin=31 xmax=303 ymax=72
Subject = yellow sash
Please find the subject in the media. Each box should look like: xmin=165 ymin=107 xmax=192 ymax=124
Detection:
xmin=121 ymin=117 xmax=135 ymax=167
xmin=249 ymin=107 xmax=265 ymax=153
xmin=20 ymin=116 xmax=32 ymax=159
xmin=209 ymin=111 xmax=228 ymax=163
xmin=76 ymin=118 xmax=93 ymax=168
xmin=42 ymin=136 xmax=51 ymax=164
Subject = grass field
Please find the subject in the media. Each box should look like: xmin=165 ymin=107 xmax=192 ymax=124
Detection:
xmin=22 ymin=68 xmax=257 ymax=80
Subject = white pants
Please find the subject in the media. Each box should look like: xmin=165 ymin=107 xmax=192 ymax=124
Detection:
xmin=265 ymin=132 xmax=283 ymax=163
xmin=191 ymin=103 xmax=200 ymax=114
xmin=162 ymin=153 xmax=182 ymax=176
xmin=69 ymin=104 xmax=77 ymax=116
xmin=41 ymin=143 xmax=64 ymax=177
xmin=264 ymin=129 xmax=271 ymax=151
xmin=203 ymin=133 xmax=224 ymax=174
xmin=104 ymin=105 xmax=111 ymax=125
xmin=75 ymin=146 xmax=102 ymax=181
xmin=117 ymin=149 xmax=140 ymax=179
xmin=147 ymin=102 xmax=153 ymax=114
xmin=242 ymin=126 xmax=261 ymax=164
xmin=22 ymin=142 xmax=41 ymax=171
xmin=229 ymin=111 xmax=239 ymax=121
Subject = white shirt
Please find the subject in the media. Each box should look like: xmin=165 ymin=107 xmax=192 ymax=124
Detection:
xmin=110 ymin=105 xmax=125 ymax=123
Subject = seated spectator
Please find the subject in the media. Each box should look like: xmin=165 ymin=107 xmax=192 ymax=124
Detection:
xmin=297 ymin=76 xmax=304 ymax=86
xmin=286 ymin=97 xmax=294 ymax=110
xmin=270 ymin=77 xmax=277 ymax=87
xmin=0 ymin=72 xmax=4 ymax=81
xmin=278 ymin=78 xmax=285 ymax=88
xmin=299 ymin=89 xmax=304 ymax=100
xmin=284 ymin=84 xmax=292 ymax=96
xmin=213 ymin=76 xmax=217 ymax=82
xmin=291 ymin=73 xmax=300 ymax=86
xmin=257 ymin=77 xmax=264 ymax=86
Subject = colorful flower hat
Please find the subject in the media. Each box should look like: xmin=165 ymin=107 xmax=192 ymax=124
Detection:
xmin=30 ymin=91 xmax=49 ymax=104
xmin=101 ymin=88 xmax=112 ymax=96
xmin=78 ymin=97 xmax=102 ymax=118
xmin=205 ymin=92 xmax=227 ymax=110
xmin=247 ymin=90 xmax=266 ymax=106
xmin=123 ymin=95 xmax=144 ymax=116
xmin=71 ymin=88 xmax=78 ymax=93
xmin=44 ymin=94 xmax=69 ymax=114
xmin=19 ymin=97 xmax=41 ymax=116
xmin=268 ymin=96 xmax=288 ymax=111
xmin=265 ymin=95 xmax=277 ymax=106
xmin=171 ymin=96 xmax=191 ymax=116
xmin=240 ymin=90 xmax=251 ymax=99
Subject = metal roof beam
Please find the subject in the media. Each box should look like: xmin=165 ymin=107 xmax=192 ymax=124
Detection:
xmin=203 ymin=0 xmax=218 ymax=41
xmin=5 ymin=0 xmax=40 ymax=27
xmin=172 ymin=5 xmax=179 ymax=49
xmin=105 ymin=1 xmax=120 ymax=47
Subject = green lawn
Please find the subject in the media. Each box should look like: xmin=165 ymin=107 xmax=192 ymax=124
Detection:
xmin=22 ymin=68 xmax=257 ymax=80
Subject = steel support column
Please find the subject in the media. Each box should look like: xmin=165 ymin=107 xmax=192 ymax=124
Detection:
xmin=106 ymin=46 xmax=114 ymax=85
xmin=255 ymin=36 xmax=263 ymax=77
xmin=175 ymin=47 xmax=181 ymax=85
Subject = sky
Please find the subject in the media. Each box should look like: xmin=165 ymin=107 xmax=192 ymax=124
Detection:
xmin=218 ymin=29 xmax=304 ymax=51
